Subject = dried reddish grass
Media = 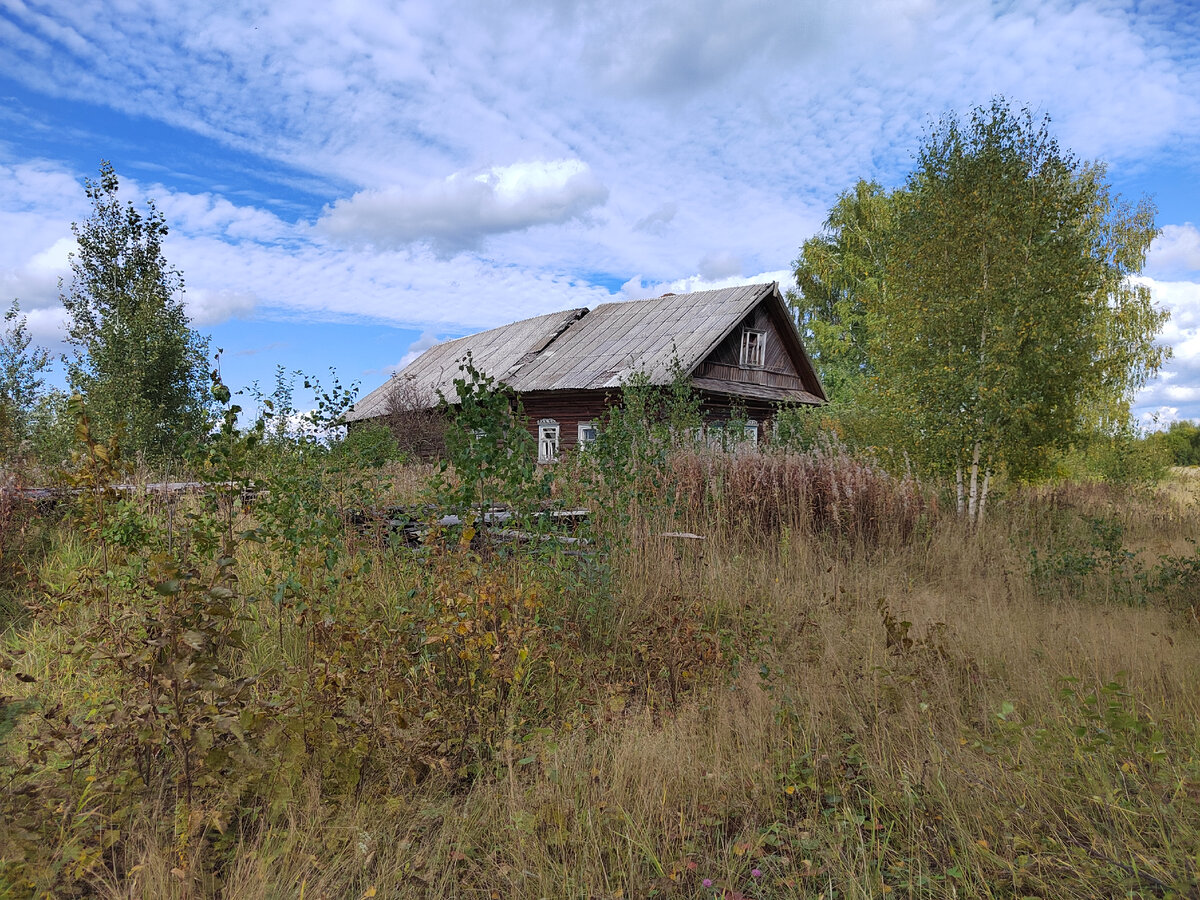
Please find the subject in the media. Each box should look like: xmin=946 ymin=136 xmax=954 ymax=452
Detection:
xmin=668 ymin=444 xmax=934 ymax=546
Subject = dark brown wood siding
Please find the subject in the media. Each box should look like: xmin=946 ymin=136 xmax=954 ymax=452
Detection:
xmin=518 ymin=388 xmax=779 ymax=448
xmin=519 ymin=389 xmax=615 ymax=452
xmin=694 ymin=306 xmax=809 ymax=390
xmin=697 ymin=392 xmax=777 ymax=443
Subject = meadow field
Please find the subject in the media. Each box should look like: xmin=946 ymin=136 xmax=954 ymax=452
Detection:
xmin=2 ymin=443 xmax=1199 ymax=899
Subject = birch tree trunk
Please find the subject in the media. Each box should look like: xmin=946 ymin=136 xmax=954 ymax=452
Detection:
xmin=979 ymin=457 xmax=992 ymax=522
xmin=967 ymin=440 xmax=982 ymax=523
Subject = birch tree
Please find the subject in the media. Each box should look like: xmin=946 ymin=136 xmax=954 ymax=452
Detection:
xmin=789 ymin=180 xmax=894 ymax=398
xmin=875 ymin=100 xmax=1167 ymax=522
xmin=61 ymin=161 xmax=211 ymax=459
xmin=0 ymin=301 xmax=51 ymax=457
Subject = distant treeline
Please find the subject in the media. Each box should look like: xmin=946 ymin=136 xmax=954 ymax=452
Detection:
xmin=1145 ymin=421 xmax=1200 ymax=467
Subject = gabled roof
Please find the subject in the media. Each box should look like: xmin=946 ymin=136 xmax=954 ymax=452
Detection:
xmin=345 ymin=281 xmax=824 ymax=421
xmin=346 ymin=307 xmax=586 ymax=421
xmin=508 ymin=283 xmax=768 ymax=391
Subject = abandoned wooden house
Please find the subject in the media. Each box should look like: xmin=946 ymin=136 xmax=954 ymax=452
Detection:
xmin=345 ymin=281 xmax=826 ymax=461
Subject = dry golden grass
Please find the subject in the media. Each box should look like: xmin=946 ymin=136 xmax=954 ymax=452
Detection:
xmin=3 ymin=464 xmax=1200 ymax=898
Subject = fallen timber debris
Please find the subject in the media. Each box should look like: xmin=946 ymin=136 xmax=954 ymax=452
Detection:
xmin=15 ymin=480 xmax=261 ymax=503
xmin=7 ymin=479 xmax=592 ymax=552
xmin=352 ymin=505 xmax=592 ymax=550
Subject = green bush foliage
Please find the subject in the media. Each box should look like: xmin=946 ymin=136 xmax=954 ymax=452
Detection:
xmin=2 ymin=383 xmax=1200 ymax=899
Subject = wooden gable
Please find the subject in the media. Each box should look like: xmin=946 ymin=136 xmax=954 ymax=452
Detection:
xmin=690 ymin=289 xmax=825 ymax=402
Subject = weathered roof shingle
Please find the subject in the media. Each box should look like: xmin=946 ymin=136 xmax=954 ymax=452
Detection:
xmin=346 ymin=281 xmax=821 ymax=421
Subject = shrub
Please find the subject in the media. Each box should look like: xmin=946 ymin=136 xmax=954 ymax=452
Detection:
xmin=385 ymin=373 xmax=447 ymax=459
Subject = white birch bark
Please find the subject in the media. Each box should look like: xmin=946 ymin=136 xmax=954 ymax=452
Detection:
xmin=967 ymin=440 xmax=981 ymax=523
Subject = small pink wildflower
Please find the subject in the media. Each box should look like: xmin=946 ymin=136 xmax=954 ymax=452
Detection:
xmin=702 ymin=878 xmax=713 ymax=888
xmin=751 ymin=869 xmax=762 ymax=878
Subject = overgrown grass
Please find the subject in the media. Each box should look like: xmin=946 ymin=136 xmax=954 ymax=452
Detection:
xmin=2 ymin=452 xmax=1199 ymax=898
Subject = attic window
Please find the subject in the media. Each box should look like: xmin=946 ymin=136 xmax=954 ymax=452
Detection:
xmin=740 ymin=329 xmax=766 ymax=368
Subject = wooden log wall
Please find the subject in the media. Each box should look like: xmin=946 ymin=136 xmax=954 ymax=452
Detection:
xmin=694 ymin=305 xmax=808 ymax=390
xmin=519 ymin=389 xmax=779 ymax=450
xmin=519 ymin=389 xmax=615 ymax=452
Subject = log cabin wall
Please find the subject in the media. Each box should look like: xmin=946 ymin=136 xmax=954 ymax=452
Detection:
xmin=519 ymin=388 xmax=778 ymax=450
xmin=697 ymin=393 xmax=777 ymax=443
xmin=519 ymin=389 xmax=615 ymax=452
xmin=372 ymin=385 xmax=779 ymax=462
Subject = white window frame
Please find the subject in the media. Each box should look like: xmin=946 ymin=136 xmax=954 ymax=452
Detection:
xmin=706 ymin=421 xmax=727 ymax=451
xmin=740 ymin=328 xmax=766 ymax=369
xmin=577 ymin=421 xmax=599 ymax=447
xmin=744 ymin=419 xmax=759 ymax=443
xmin=538 ymin=419 xmax=560 ymax=463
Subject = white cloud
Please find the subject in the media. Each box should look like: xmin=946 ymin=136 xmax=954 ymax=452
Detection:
xmin=1131 ymin=275 xmax=1200 ymax=420
xmin=317 ymin=160 xmax=609 ymax=253
xmin=1138 ymin=406 xmax=1181 ymax=430
xmin=697 ymin=251 xmax=743 ymax=281
xmin=18 ymin=305 xmax=70 ymax=350
xmin=620 ymin=269 xmax=793 ymax=299
xmin=1147 ymin=223 xmax=1200 ymax=279
xmin=186 ymin=288 xmax=257 ymax=326
xmin=0 ymin=237 xmax=75 ymax=310
xmin=153 ymin=190 xmax=292 ymax=243
xmin=4 ymin=0 xmax=1200 ymax=412
xmin=392 ymin=330 xmax=441 ymax=371
xmin=634 ymin=202 xmax=677 ymax=234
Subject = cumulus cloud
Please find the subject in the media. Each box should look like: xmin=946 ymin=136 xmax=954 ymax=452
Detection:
xmin=567 ymin=0 xmax=844 ymax=95
xmin=697 ymin=251 xmax=743 ymax=281
xmin=392 ymin=330 xmax=442 ymax=371
xmin=1147 ymin=223 xmax=1200 ymax=280
xmin=154 ymin=190 xmax=292 ymax=243
xmin=17 ymin=305 xmax=71 ymax=350
xmin=620 ymin=269 xmax=792 ymax=300
xmin=1131 ymin=275 xmax=1200 ymax=421
xmin=186 ymin=288 xmax=257 ymax=326
xmin=317 ymin=160 xmax=609 ymax=253
xmin=4 ymin=0 xmax=1200 ymax=410
xmin=0 ymin=237 xmax=75 ymax=310
xmin=634 ymin=202 xmax=677 ymax=234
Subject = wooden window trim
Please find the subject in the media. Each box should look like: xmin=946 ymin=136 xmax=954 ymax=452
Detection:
xmin=537 ymin=419 xmax=560 ymax=463
xmin=740 ymin=329 xmax=766 ymax=369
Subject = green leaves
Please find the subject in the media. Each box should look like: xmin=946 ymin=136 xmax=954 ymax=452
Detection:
xmin=790 ymin=180 xmax=894 ymax=400
xmin=60 ymin=160 xmax=212 ymax=461
xmin=432 ymin=352 xmax=546 ymax=530
xmin=0 ymin=300 xmax=52 ymax=459
xmin=801 ymin=99 xmax=1168 ymax=507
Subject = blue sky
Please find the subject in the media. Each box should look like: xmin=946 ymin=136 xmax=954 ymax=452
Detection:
xmin=2 ymin=0 xmax=1199 ymax=422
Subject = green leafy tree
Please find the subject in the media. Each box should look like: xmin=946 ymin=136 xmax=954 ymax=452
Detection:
xmin=863 ymin=100 xmax=1165 ymax=520
xmin=1146 ymin=420 xmax=1200 ymax=467
xmin=0 ymin=300 xmax=51 ymax=458
xmin=789 ymin=180 xmax=895 ymax=398
xmin=61 ymin=161 xmax=211 ymax=459
xmin=433 ymin=354 xmax=546 ymax=535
